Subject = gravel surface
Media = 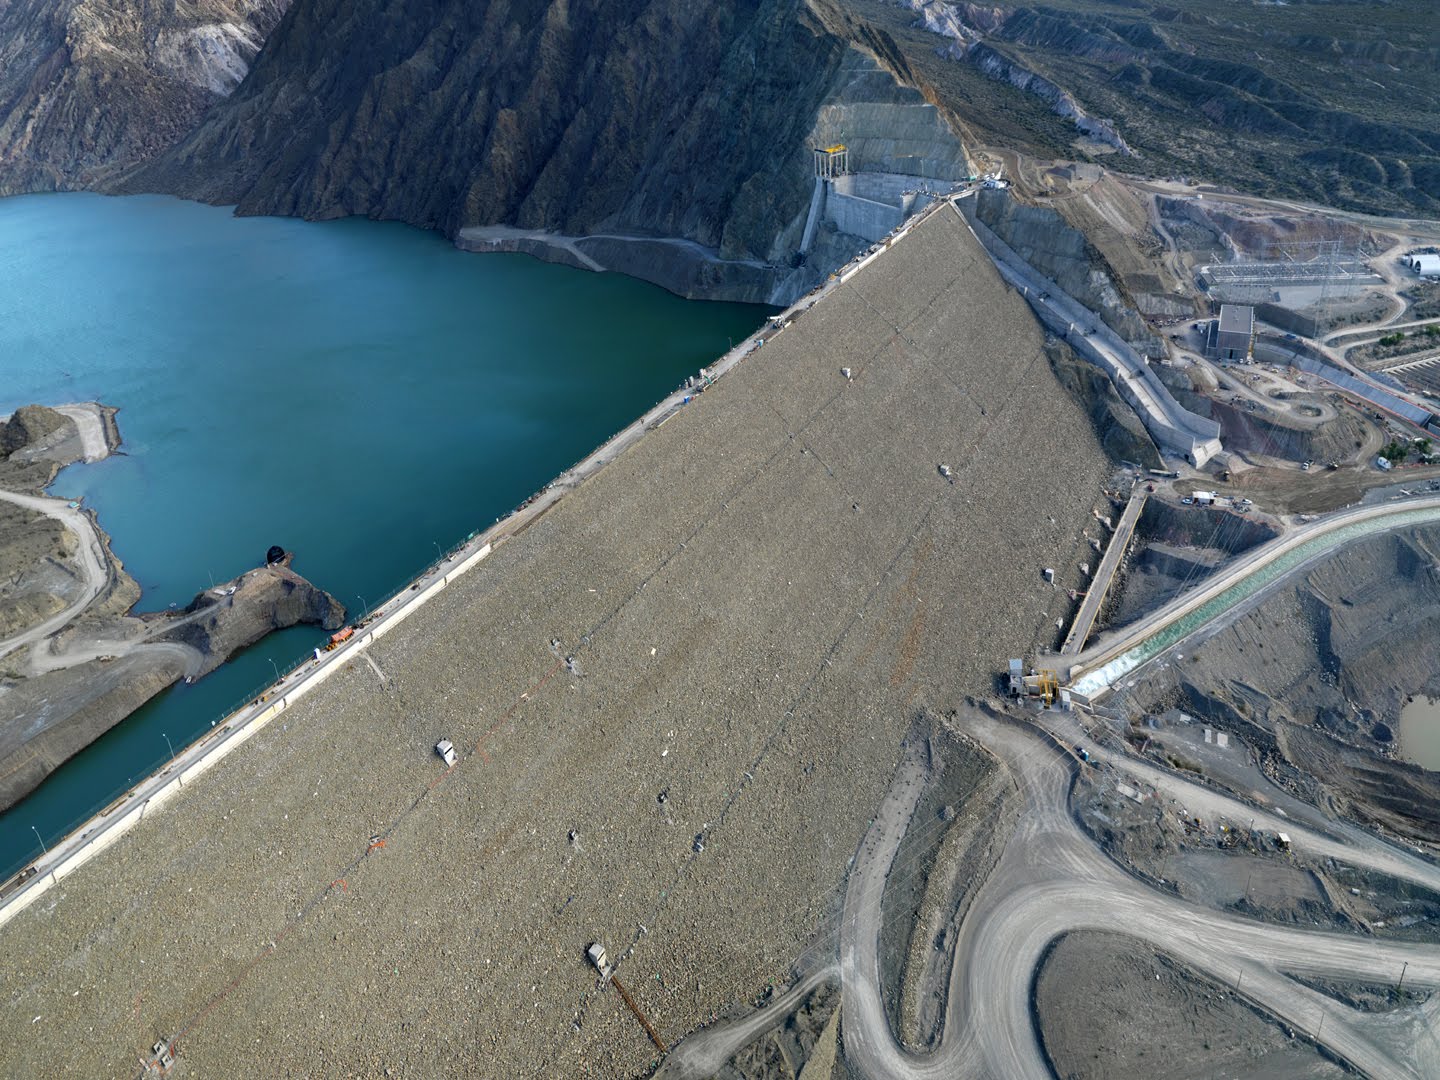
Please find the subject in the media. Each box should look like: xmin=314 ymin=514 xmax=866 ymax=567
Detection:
xmin=0 ymin=210 xmax=1113 ymax=1079
xmin=1035 ymin=930 xmax=1348 ymax=1080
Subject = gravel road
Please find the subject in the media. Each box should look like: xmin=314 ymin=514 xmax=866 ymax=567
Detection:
xmin=0 ymin=487 xmax=109 ymax=662
xmin=839 ymin=707 xmax=1440 ymax=1080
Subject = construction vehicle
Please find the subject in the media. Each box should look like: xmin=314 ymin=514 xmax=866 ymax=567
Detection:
xmin=1008 ymin=660 xmax=1063 ymax=706
xmin=324 ymin=626 xmax=355 ymax=651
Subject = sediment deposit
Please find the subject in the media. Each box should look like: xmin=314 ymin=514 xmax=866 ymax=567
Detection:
xmin=0 ymin=207 xmax=1114 ymax=1078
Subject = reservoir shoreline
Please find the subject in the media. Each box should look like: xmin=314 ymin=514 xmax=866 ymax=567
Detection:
xmin=0 ymin=403 xmax=348 ymax=814
xmin=0 ymin=191 xmax=768 ymax=878
xmin=0 ymin=198 xmax=942 ymax=928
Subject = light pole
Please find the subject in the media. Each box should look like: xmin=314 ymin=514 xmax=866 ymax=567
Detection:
xmin=162 ymin=732 xmax=176 ymax=763
xmin=433 ymin=541 xmax=444 ymax=563
xmin=357 ymin=594 xmax=369 ymax=617
xmin=268 ymin=658 xmax=280 ymax=682
xmin=31 ymin=826 xmax=47 ymax=855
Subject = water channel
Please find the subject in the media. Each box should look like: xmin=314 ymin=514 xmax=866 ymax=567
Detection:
xmin=0 ymin=193 xmax=768 ymax=878
xmin=1071 ymin=504 xmax=1440 ymax=699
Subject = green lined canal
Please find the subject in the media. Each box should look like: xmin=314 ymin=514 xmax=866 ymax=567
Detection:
xmin=1071 ymin=505 xmax=1440 ymax=699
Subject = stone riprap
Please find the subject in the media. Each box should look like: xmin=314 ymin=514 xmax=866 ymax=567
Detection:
xmin=0 ymin=209 xmax=1112 ymax=1078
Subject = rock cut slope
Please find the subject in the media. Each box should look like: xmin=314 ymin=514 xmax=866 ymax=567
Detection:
xmin=127 ymin=0 xmax=965 ymax=283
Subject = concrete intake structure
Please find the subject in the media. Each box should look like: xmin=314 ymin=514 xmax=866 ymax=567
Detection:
xmin=0 ymin=208 xmax=1115 ymax=1079
xmin=956 ymin=199 xmax=1223 ymax=467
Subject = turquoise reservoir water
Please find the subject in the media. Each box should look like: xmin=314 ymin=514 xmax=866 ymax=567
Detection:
xmin=0 ymin=193 xmax=768 ymax=878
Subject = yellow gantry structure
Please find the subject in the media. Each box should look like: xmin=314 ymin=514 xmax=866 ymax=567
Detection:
xmin=814 ymin=144 xmax=849 ymax=180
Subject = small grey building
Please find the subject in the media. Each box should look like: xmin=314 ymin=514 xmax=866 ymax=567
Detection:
xmin=1208 ymin=304 xmax=1254 ymax=361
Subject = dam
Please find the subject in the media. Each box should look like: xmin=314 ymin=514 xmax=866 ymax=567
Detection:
xmin=0 ymin=206 xmax=1116 ymax=1078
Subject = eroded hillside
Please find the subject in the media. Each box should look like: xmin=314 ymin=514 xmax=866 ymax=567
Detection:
xmin=0 ymin=0 xmax=289 ymax=195
xmin=842 ymin=0 xmax=1440 ymax=216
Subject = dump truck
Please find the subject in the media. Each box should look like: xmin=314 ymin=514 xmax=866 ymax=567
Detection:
xmin=324 ymin=626 xmax=355 ymax=651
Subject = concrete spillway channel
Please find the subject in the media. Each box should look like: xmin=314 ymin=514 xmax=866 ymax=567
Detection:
xmin=1060 ymin=484 xmax=1147 ymax=655
xmin=952 ymin=199 xmax=1223 ymax=467
xmin=1067 ymin=495 xmax=1440 ymax=700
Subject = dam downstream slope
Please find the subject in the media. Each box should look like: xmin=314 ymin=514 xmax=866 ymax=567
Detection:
xmin=0 ymin=209 xmax=1113 ymax=1078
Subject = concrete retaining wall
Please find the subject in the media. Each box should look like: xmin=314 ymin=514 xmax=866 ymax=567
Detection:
xmin=828 ymin=192 xmax=904 ymax=243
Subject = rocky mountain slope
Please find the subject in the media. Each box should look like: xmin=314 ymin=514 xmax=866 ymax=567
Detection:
xmin=126 ymin=0 xmax=963 ymax=283
xmin=0 ymin=0 xmax=289 ymax=195
xmin=844 ymin=0 xmax=1440 ymax=217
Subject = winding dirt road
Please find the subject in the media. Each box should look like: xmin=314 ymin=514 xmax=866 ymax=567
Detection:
xmin=0 ymin=488 xmax=109 ymax=663
xmin=838 ymin=708 xmax=1440 ymax=1080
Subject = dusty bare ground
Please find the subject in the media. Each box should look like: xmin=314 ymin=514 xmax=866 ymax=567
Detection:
xmin=1073 ymin=736 xmax=1440 ymax=944
xmin=1189 ymin=462 xmax=1440 ymax=516
xmin=1035 ymin=931 xmax=1348 ymax=1080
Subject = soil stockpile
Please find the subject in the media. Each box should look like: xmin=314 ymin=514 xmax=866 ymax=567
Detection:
xmin=1035 ymin=931 xmax=1347 ymax=1080
xmin=0 ymin=208 xmax=1114 ymax=1078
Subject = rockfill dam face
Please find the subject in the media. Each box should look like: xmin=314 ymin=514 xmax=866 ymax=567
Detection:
xmin=0 ymin=208 xmax=1114 ymax=1078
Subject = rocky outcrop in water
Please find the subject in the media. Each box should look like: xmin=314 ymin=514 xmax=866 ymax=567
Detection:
xmin=0 ymin=556 xmax=346 ymax=813
xmin=155 ymin=555 xmax=346 ymax=678
xmin=0 ymin=0 xmax=289 ymax=195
